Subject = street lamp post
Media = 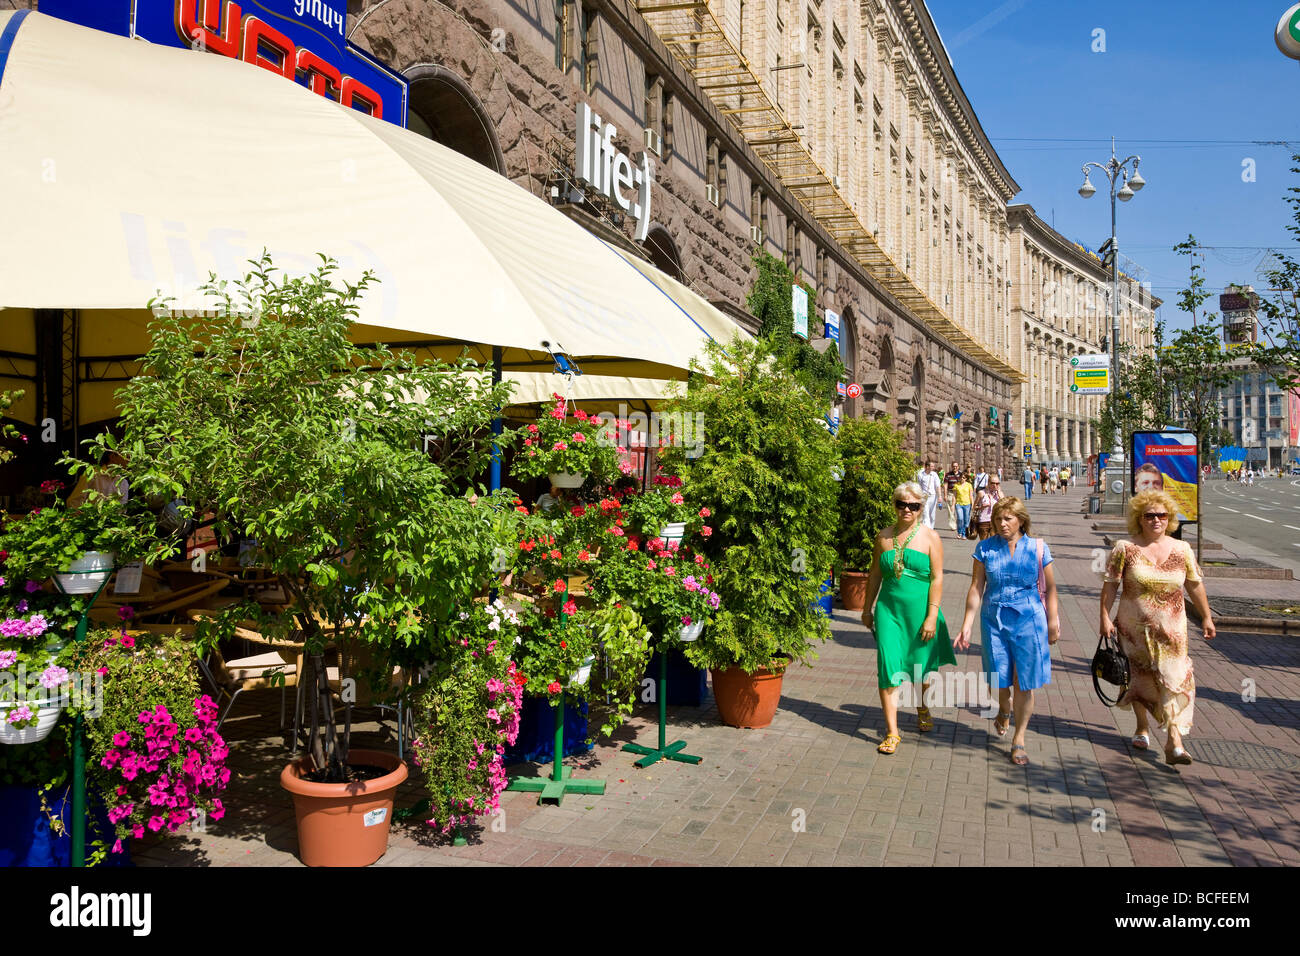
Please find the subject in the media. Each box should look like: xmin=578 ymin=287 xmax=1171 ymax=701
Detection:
xmin=1079 ymin=138 xmax=1144 ymax=508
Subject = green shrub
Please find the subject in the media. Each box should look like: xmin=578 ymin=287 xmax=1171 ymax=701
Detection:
xmin=836 ymin=417 xmax=917 ymax=572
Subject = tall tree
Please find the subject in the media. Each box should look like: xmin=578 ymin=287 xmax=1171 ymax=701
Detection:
xmin=1249 ymin=154 xmax=1300 ymax=399
xmin=1165 ymin=237 xmax=1245 ymax=563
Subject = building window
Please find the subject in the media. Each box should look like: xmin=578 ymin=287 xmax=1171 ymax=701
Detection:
xmin=706 ymin=137 xmax=721 ymax=206
xmin=645 ymin=74 xmax=663 ymax=137
xmin=579 ymin=5 xmax=599 ymax=94
xmin=554 ymin=0 xmax=568 ymax=71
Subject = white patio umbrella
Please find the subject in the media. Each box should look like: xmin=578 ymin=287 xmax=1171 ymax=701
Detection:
xmin=0 ymin=10 xmax=742 ymax=393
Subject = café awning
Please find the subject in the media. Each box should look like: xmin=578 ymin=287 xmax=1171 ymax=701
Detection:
xmin=0 ymin=10 xmax=743 ymax=388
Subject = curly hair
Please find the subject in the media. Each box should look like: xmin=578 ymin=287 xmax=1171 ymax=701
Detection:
xmin=1127 ymin=489 xmax=1181 ymax=536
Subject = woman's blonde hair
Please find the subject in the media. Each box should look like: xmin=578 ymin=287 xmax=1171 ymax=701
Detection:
xmin=990 ymin=495 xmax=1031 ymax=536
xmin=1127 ymin=489 xmax=1181 ymax=536
xmin=893 ymin=481 xmax=924 ymax=501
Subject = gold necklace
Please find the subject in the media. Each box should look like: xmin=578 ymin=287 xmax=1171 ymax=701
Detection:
xmin=892 ymin=523 xmax=921 ymax=580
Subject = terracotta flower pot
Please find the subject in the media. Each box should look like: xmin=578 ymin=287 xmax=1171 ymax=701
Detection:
xmin=710 ymin=665 xmax=785 ymax=729
xmin=839 ymin=571 xmax=869 ymax=611
xmin=280 ymin=748 xmax=408 ymax=867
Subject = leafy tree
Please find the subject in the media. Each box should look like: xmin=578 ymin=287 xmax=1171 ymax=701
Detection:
xmin=835 ymin=417 xmax=916 ymax=573
xmin=1094 ymin=319 xmax=1171 ymax=455
xmin=1249 ymin=154 xmax=1300 ymax=393
xmin=662 ymin=335 xmax=840 ymax=674
xmin=84 ymin=255 xmax=520 ymax=781
xmin=1164 ymin=238 xmax=1245 ymax=563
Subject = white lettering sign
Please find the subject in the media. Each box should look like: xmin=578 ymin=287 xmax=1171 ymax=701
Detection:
xmin=575 ymin=103 xmax=654 ymax=242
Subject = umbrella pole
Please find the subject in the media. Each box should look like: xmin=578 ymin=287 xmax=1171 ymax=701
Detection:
xmin=490 ymin=347 xmax=503 ymax=494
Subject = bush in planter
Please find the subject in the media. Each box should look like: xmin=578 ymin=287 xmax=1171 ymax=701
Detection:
xmin=661 ymin=335 xmax=840 ymax=675
xmin=83 ymin=255 xmax=521 ymax=787
xmin=836 ymin=417 xmax=918 ymax=574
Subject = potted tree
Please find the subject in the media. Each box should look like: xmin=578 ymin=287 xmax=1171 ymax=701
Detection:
xmin=661 ymin=335 xmax=840 ymax=728
xmin=88 ymin=256 xmax=520 ymax=866
xmin=835 ymin=418 xmax=918 ymax=610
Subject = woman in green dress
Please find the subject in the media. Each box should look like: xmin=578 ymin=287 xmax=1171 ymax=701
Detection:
xmin=860 ymin=481 xmax=956 ymax=754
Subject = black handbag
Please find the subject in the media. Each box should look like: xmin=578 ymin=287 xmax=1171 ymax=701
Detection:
xmin=1092 ymin=629 xmax=1130 ymax=706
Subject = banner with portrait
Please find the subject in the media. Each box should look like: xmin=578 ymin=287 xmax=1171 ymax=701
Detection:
xmin=1131 ymin=430 xmax=1198 ymax=522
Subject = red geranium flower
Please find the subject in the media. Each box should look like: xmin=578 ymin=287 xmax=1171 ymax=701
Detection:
xmin=562 ymin=600 xmax=577 ymax=616
xmin=571 ymin=505 xmax=586 ymax=517
xmin=553 ymin=578 xmax=567 ymax=592
xmin=577 ymin=550 xmax=591 ymax=562
xmin=700 ymin=526 xmax=713 ymax=537
xmin=699 ymin=507 xmax=712 ymax=518
xmin=549 ymin=549 xmax=562 ymax=560
xmin=547 ymin=681 xmax=562 ymax=694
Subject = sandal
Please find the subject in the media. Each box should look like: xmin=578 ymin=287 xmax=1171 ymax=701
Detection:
xmin=1165 ymin=746 xmax=1193 ymax=766
xmin=1131 ymin=733 xmax=1150 ymax=751
xmin=1010 ymin=744 xmax=1029 ymax=766
xmin=917 ymin=706 xmax=934 ymax=733
xmin=993 ymin=712 xmax=1012 ymax=738
xmin=878 ymin=733 xmax=901 ymax=755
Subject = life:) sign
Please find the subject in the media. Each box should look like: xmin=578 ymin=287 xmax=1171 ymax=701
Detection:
xmin=42 ymin=0 xmax=408 ymax=123
xmin=574 ymin=103 xmax=654 ymax=242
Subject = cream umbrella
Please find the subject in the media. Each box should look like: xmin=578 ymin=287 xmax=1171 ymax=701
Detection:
xmin=0 ymin=10 xmax=740 ymax=394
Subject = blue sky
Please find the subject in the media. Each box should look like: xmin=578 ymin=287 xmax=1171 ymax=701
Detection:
xmin=924 ymin=0 xmax=1300 ymax=332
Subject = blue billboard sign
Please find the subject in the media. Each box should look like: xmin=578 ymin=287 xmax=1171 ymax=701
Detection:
xmin=1131 ymin=430 xmax=1198 ymax=522
xmin=40 ymin=0 xmax=407 ymax=125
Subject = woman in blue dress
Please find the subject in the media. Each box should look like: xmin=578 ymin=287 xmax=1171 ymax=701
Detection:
xmin=955 ymin=496 xmax=1060 ymax=765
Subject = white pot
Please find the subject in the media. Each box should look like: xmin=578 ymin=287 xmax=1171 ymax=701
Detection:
xmin=659 ymin=522 xmax=687 ymax=544
xmin=569 ymin=656 xmax=596 ymax=687
xmin=54 ymin=550 xmax=116 ymax=595
xmin=0 ymin=702 xmax=63 ymax=745
xmin=549 ymin=472 xmax=587 ymax=489
xmin=679 ymin=621 xmax=704 ymax=643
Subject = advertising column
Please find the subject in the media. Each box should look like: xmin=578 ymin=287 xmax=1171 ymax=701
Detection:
xmin=1131 ymin=430 xmax=1198 ymax=523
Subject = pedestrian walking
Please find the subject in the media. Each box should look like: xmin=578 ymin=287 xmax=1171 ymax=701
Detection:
xmin=1021 ymin=463 xmax=1035 ymax=500
xmin=975 ymin=476 xmax=1002 ymax=539
xmin=955 ymin=496 xmax=1059 ymax=766
xmin=915 ymin=460 xmax=942 ymax=529
xmin=944 ymin=461 xmax=961 ymax=532
xmin=1048 ymin=465 xmax=1059 ymax=494
xmin=1099 ymin=489 xmax=1215 ymax=766
xmin=953 ymin=471 xmax=973 ymax=539
xmin=860 ymin=482 xmax=955 ymax=755
xmin=1060 ymin=465 xmax=1071 ymax=491
xmin=1038 ymin=464 xmax=1048 ymax=495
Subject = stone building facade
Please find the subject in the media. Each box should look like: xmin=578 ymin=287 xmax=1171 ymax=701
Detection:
xmin=18 ymin=0 xmax=1172 ymax=474
xmin=1007 ymin=205 xmax=1159 ymax=466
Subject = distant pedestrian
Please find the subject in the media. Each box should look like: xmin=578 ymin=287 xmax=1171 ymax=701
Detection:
xmin=1048 ymin=466 xmax=1059 ymax=494
xmin=1060 ymin=466 xmax=1071 ymax=491
xmin=1038 ymin=465 xmax=1048 ymax=495
xmin=1099 ymin=489 xmax=1215 ymax=766
xmin=860 ymin=482 xmax=956 ymax=755
xmin=953 ymin=472 xmax=974 ymax=539
xmin=1022 ymin=463 xmax=1035 ymax=500
xmin=976 ymin=477 xmax=1003 ymax=539
xmin=955 ymin=496 xmax=1059 ymax=766
xmin=916 ymin=460 xmax=942 ymax=529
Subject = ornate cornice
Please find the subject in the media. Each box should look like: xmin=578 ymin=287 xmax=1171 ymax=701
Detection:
xmin=887 ymin=0 xmax=1019 ymax=202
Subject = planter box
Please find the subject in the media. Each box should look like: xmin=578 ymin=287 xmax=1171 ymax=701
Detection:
xmin=0 ymin=785 xmax=129 ymax=867
xmin=644 ymin=649 xmax=709 ymax=707
xmin=502 ymin=694 xmax=591 ymax=764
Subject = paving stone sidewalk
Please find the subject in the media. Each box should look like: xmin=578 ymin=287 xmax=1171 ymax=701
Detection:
xmin=133 ymin=490 xmax=1300 ymax=867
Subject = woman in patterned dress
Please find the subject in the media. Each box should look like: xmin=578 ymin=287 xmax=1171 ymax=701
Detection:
xmin=1099 ymin=489 xmax=1216 ymax=766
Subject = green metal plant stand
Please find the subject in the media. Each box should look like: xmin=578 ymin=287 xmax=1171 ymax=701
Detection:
xmin=64 ymin=574 xmax=113 ymax=868
xmin=506 ymin=690 xmax=605 ymax=804
xmin=622 ymin=649 xmax=701 ymax=768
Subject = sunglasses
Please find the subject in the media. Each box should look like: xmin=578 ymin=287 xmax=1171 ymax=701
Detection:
xmin=1142 ymin=512 xmax=1170 ymax=521
xmin=894 ymin=501 xmax=922 ymax=512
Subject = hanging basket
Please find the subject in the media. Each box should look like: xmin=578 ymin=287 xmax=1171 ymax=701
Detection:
xmin=548 ymin=472 xmax=587 ymax=489
xmin=678 ymin=621 xmax=704 ymax=643
xmin=568 ymin=656 xmax=596 ymax=687
xmin=53 ymin=551 xmax=116 ymax=595
xmin=0 ymin=703 xmax=63 ymax=746
xmin=659 ymin=522 xmax=687 ymax=544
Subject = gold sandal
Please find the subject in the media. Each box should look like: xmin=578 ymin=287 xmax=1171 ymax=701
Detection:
xmin=917 ymin=706 xmax=934 ymax=733
xmin=993 ymin=712 xmax=1012 ymax=738
xmin=878 ymin=733 xmax=902 ymax=755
